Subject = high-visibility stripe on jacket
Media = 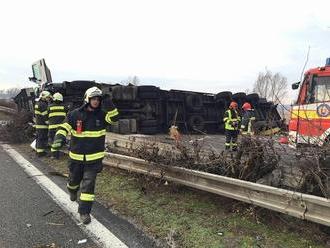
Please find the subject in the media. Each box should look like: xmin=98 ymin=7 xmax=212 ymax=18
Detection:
xmin=223 ymin=109 xmax=240 ymax=130
xmin=241 ymin=109 xmax=256 ymax=134
xmin=34 ymin=100 xmax=48 ymax=129
xmin=54 ymin=104 xmax=119 ymax=164
xmin=48 ymin=103 xmax=67 ymax=130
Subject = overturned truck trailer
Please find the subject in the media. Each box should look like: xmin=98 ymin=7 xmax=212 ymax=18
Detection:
xmin=14 ymin=59 xmax=283 ymax=135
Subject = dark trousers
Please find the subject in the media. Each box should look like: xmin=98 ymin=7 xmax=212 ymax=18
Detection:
xmin=48 ymin=129 xmax=56 ymax=145
xmin=36 ymin=129 xmax=48 ymax=153
xmin=67 ymin=161 xmax=103 ymax=214
xmin=48 ymin=129 xmax=58 ymax=157
xmin=225 ymin=129 xmax=238 ymax=151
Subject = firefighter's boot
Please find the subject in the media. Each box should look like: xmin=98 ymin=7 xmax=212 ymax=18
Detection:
xmin=69 ymin=191 xmax=77 ymax=201
xmin=51 ymin=151 xmax=60 ymax=159
xmin=37 ymin=151 xmax=47 ymax=157
xmin=80 ymin=213 xmax=91 ymax=224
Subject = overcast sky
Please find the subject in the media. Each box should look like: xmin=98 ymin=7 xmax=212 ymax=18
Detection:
xmin=0 ymin=0 xmax=330 ymax=102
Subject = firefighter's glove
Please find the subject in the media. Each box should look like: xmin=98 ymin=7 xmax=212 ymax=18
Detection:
xmin=52 ymin=140 xmax=63 ymax=150
xmin=232 ymin=121 xmax=238 ymax=128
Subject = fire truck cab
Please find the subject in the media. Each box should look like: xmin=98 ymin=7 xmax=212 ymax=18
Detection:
xmin=289 ymin=58 xmax=330 ymax=146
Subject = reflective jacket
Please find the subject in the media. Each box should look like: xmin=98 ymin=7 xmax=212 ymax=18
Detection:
xmin=241 ymin=109 xmax=256 ymax=134
xmin=34 ymin=100 xmax=49 ymax=130
xmin=223 ymin=109 xmax=240 ymax=131
xmin=54 ymin=104 xmax=119 ymax=164
xmin=48 ymin=102 xmax=68 ymax=130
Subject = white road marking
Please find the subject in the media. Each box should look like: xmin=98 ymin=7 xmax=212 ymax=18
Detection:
xmin=2 ymin=144 xmax=127 ymax=248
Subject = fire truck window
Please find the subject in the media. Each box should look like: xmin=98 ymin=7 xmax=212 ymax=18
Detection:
xmin=314 ymin=77 xmax=330 ymax=102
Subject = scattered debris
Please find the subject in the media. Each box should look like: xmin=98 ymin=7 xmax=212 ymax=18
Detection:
xmin=48 ymin=171 xmax=69 ymax=178
xmin=42 ymin=210 xmax=54 ymax=217
xmin=33 ymin=243 xmax=58 ymax=248
xmin=165 ymin=229 xmax=179 ymax=248
xmin=77 ymin=239 xmax=87 ymax=244
xmin=46 ymin=222 xmax=65 ymax=226
xmin=0 ymin=110 xmax=34 ymax=143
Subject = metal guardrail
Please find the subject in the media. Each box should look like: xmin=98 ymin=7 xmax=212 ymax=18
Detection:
xmin=103 ymin=152 xmax=330 ymax=227
xmin=0 ymin=106 xmax=17 ymax=115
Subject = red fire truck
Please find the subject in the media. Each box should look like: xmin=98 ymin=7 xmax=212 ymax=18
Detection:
xmin=289 ymin=58 xmax=330 ymax=146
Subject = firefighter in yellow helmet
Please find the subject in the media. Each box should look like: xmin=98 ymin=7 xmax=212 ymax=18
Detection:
xmin=34 ymin=90 xmax=52 ymax=157
xmin=52 ymin=86 xmax=119 ymax=224
xmin=48 ymin=92 xmax=67 ymax=158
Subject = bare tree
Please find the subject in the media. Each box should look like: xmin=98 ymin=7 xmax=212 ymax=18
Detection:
xmin=252 ymin=70 xmax=288 ymax=104
xmin=121 ymin=76 xmax=140 ymax=86
xmin=0 ymin=88 xmax=21 ymax=99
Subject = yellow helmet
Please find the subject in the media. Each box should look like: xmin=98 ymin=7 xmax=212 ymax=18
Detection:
xmin=53 ymin=92 xmax=63 ymax=102
xmin=84 ymin=87 xmax=102 ymax=103
xmin=40 ymin=91 xmax=52 ymax=100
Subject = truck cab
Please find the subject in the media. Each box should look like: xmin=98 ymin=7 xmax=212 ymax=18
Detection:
xmin=289 ymin=58 xmax=330 ymax=146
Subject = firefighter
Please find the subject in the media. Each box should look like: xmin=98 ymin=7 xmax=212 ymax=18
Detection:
xmin=223 ymin=101 xmax=240 ymax=151
xmin=240 ymin=102 xmax=256 ymax=135
xmin=34 ymin=90 xmax=52 ymax=157
xmin=51 ymin=87 xmax=119 ymax=224
xmin=48 ymin=92 xmax=67 ymax=158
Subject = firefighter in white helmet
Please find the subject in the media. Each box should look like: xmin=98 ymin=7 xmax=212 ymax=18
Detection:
xmin=48 ymin=92 xmax=67 ymax=158
xmin=34 ymin=90 xmax=52 ymax=157
xmin=52 ymin=86 xmax=119 ymax=224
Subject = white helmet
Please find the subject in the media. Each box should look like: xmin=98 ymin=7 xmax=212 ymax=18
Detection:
xmin=53 ymin=92 xmax=63 ymax=102
xmin=40 ymin=90 xmax=52 ymax=100
xmin=84 ymin=87 xmax=102 ymax=103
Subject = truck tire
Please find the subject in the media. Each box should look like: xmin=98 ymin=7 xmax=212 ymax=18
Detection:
xmin=185 ymin=94 xmax=203 ymax=111
xmin=138 ymin=86 xmax=159 ymax=99
xmin=139 ymin=125 xmax=159 ymax=134
xmin=246 ymin=93 xmax=259 ymax=101
xmin=112 ymin=86 xmax=123 ymax=100
xmin=215 ymin=91 xmax=232 ymax=102
xmin=253 ymin=120 xmax=268 ymax=132
xmin=188 ymin=115 xmax=205 ymax=132
xmin=232 ymin=92 xmax=246 ymax=100
xmin=64 ymin=81 xmax=96 ymax=90
xmin=122 ymin=86 xmax=138 ymax=101
xmin=140 ymin=119 xmax=158 ymax=127
xmin=258 ymin=98 xmax=267 ymax=104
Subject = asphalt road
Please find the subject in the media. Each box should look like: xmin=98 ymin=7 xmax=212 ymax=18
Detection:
xmin=0 ymin=145 xmax=99 ymax=247
xmin=0 ymin=144 xmax=157 ymax=248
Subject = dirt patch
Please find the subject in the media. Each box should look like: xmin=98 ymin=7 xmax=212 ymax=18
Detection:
xmin=0 ymin=110 xmax=34 ymax=143
xmin=0 ymin=99 xmax=17 ymax=109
